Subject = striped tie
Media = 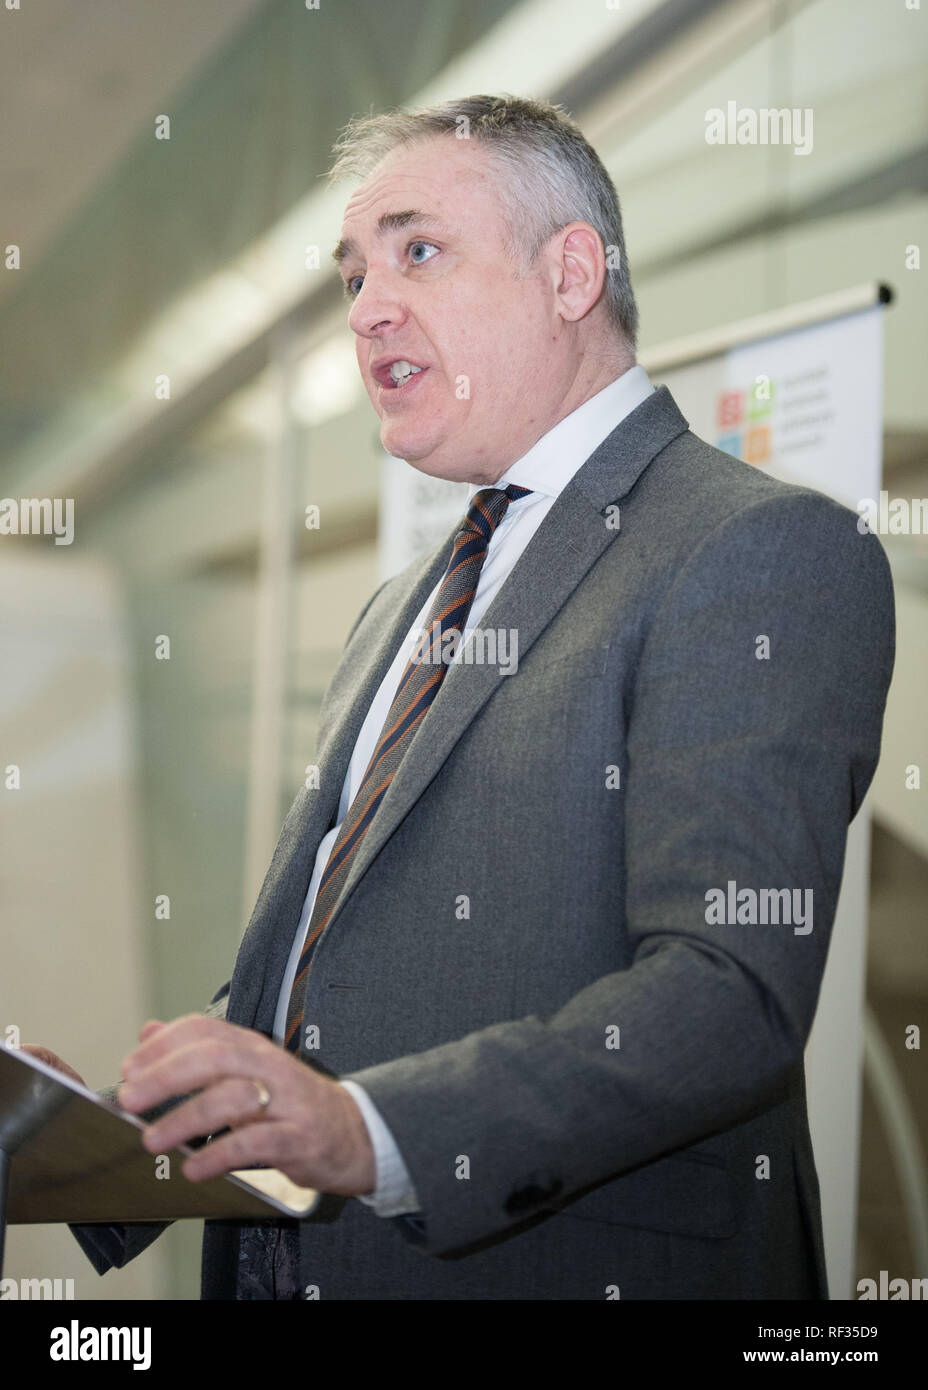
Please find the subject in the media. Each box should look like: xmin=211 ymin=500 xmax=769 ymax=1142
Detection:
xmin=284 ymin=482 xmax=532 ymax=1054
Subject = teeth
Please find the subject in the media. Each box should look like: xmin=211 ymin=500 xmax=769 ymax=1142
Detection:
xmin=388 ymin=360 xmax=423 ymax=385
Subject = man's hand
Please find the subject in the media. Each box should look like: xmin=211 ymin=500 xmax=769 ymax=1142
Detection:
xmin=118 ymin=1015 xmax=376 ymax=1198
xmin=19 ymin=1044 xmax=88 ymax=1089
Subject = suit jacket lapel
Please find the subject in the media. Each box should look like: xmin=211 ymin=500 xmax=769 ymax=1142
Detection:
xmin=230 ymin=536 xmax=451 ymax=1029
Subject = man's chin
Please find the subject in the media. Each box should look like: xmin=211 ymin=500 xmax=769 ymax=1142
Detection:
xmin=381 ymin=430 xmax=440 ymax=469
xmin=380 ymin=428 xmax=481 ymax=484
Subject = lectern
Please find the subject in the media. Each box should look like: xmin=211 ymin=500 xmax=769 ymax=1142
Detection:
xmin=0 ymin=1043 xmax=319 ymax=1277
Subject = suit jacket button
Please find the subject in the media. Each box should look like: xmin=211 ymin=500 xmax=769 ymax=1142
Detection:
xmin=504 ymin=1178 xmax=563 ymax=1216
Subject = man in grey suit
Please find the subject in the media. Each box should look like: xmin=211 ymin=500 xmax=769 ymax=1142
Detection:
xmin=54 ymin=94 xmax=893 ymax=1299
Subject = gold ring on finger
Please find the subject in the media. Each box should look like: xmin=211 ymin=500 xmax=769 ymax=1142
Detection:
xmin=248 ymin=1078 xmax=271 ymax=1114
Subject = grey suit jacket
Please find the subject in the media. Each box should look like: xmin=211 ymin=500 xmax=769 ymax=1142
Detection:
xmin=73 ymin=385 xmax=895 ymax=1299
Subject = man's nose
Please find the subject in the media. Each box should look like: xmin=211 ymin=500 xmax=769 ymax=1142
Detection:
xmin=347 ymin=270 xmax=407 ymax=339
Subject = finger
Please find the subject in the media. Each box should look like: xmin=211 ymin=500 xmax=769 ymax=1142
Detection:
xmin=121 ymin=1021 xmax=166 ymax=1078
xmin=122 ymin=1014 xmax=251 ymax=1080
xmin=120 ymin=1036 xmax=274 ymax=1113
xmin=20 ymin=1046 xmax=86 ymax=1087
xmin=138 ymin=1019 xmax=166 ymax=1041
xmin=180 ymin=1121 xmax=273 ymax=1182
xmin=142 ymin=1078 xmax=272 ymax=1153
xmin=20 ymin=1044 xmax=59 ymax=1064
xmin=122 ymin=1014 xmax=219 ymax=1077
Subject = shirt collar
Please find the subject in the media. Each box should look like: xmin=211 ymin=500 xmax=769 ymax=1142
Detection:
xmin=468 ymin=364 xmax=655 ymax=503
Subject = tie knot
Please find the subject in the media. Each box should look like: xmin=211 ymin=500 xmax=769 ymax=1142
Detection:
xmin=462 ymin=483 xmax=532 ymax=542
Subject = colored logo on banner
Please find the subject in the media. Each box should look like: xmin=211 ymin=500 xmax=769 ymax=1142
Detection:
xmin=716 ymin=381 xmax=774 ymax=466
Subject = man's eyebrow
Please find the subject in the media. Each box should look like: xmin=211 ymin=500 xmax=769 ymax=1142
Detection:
xmin=331 ymin=210 xmax=447 ymax=269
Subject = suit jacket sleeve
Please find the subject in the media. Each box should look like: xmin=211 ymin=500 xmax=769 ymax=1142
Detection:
xmin=341 ymin=490 xmax=895 ymax=1256
xmin=69 ymin=982 xmax=230 ymax=1275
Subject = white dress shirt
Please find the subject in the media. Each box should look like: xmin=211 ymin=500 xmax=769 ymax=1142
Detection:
xmin=273 ymin=364 xmax=655 ymax=1216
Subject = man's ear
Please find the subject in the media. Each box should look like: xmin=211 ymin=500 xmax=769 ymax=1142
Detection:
xmin=550 ymin=222 xmax=606 ymax=323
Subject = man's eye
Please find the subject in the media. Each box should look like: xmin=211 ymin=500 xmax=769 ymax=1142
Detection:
xmin=344 ymin=241 xmax=439 ymax=298
xmin=408 ymin=240 xmax=438 ymax=264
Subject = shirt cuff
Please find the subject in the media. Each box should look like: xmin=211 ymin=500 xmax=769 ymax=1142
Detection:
xmin=339 ymin=1080 xmax=421 ymax=1217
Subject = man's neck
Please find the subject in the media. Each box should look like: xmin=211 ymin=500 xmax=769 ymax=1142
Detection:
xmin=476 ymin=347 xmax=637 ymax=486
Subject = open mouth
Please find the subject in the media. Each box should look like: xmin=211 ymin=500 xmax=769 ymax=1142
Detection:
xmin=387 ymin=368 xmax=426 ymax=390
xmin=372 ymin=358 xmax=430 ymax=392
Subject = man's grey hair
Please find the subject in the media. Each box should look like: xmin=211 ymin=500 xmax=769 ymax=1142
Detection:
xmin=327 ymin=93 xmax=639 ymax=351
